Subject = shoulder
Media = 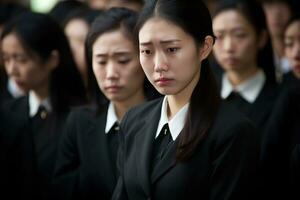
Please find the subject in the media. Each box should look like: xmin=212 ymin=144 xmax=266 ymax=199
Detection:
xmin=122 ymin=98 xmax=163 ymax=124
xmin=211 ymin=101 xmax=257 ymax=142
xmin=68 ymin=104 xmax=106 ymax=121
xmin=3 ymin=96 xmax=28 ymax=113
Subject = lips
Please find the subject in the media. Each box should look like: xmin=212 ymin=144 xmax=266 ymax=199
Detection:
xmin=155 ymin=77 xmax=173 ymax=86
xmin=223 ymin=57 xmax=238 ymax=66
xmin=105 ymin=85 xmax=122 ymax=93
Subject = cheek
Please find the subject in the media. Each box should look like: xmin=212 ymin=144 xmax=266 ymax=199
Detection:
xmin=93 ymin=67 xmax=106 ymax=84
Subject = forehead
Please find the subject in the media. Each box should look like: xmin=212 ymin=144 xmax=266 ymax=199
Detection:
xmin=93 ymin=29 xmax=135 ymax=53
xmin=285 ymin=21 xmax=300 ymax=35
xmin=213 ymin=10 xmax=252 ymax=31
xmin=138 ymin=17 xmax=189 ymax=42
xmin=2 ymin=33 xmax=25 ymax=52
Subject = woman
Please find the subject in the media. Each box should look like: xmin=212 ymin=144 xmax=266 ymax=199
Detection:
xmin=112 ymin=0 xmax=259 ymax=199
xmin=261 ymin=14 xmax=300 ymax=199
xmin=53 ymin=8 xmax=159 ymax=200
xmin=212 ymin=0 xmax=278 ymax=136
xmin=0 ymin=12 xmax=86 ymax=199
xmin=283 ymin=14 xmax=300 ymax=85
xmin=63 ymin=7 xmax=100 ymax=90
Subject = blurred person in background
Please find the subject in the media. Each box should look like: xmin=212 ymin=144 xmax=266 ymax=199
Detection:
xmin=0 ymin=12 xmax=86 ymax=199
xmin=260 ymin=0 xmax=295 ymax=82
xmin=0 ymin=2 xmax=28 ymax=106
xmin=213 ymin=0 xmax=278 ymax=135
xmin=63 ymin=7 xmax=100 ymax=94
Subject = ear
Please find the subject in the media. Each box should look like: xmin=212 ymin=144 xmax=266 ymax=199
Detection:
xmin=46 ymin=50 xmax=59 ymax=71
xmin=199 ymin=36 xmax=214 ymax=61
xmin=258 ymin=30 xmax=268 ymax=49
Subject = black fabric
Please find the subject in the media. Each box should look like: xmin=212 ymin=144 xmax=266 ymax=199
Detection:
xmin=107 ymin=122 xmax=120 ymax=174
xmin=151 ymin=123 xmax=172 ymax=172
xmin=225 ymin=91 xmax=251 ymax=114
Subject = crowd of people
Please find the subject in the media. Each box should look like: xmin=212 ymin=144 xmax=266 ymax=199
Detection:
xmin=0 ymin=0 xmax=299 ymax=199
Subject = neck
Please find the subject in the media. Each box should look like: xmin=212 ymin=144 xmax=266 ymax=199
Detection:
xmin=227 ymin=65 xmax=259 ymax=86
xmin=33 ymin=84 xmax=49 ymax=103
xmin=271 ymin=35 xmax=284 ymax=58
xmin=113 ymin=88 xmax=146 ymax=120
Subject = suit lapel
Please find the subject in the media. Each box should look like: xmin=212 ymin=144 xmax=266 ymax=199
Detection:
xmin=87 ymin=110 xmax=118 ymax=182
xmin=134 ymin=100 xmax=162 ymax=196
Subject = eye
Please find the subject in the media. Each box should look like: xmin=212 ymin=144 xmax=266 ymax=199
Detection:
xmin=234 ymin=32 xmax=247 ymax=39
xmin=15 ymin=55 xmax=28 ymax=64
xmin=167 ymin=47 xmax=179 ymax=53
xmin=140 ymin=49 xmax=152 ymax=55
xmin=98 ymin=60 xmax=107 ymax=65
xmin=118 ymin=59 xmax=131 ymax=64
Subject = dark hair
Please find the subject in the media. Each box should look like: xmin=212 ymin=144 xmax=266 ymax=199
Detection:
xmin=86 ymin=7 xmax=161 ymax=109
xmin=1 ymin=12 xmax=87 ymax=113
xmin=136 ymin=0 xmax=221 ymax=161
xmin=0 ymin=2 xmax=28 ymax=26
xmin=49 ymin=0 xmax=87 ymax=26
xmin=214 ymin=0 xmax=276 ymax=83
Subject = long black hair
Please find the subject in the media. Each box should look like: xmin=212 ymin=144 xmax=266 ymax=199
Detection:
xmin=86 ymin=7 xmax=161 ymax=110
xmin=214 ymin=0 xmax=277 ymax=83
xmin=136 ymin=0 xmax=221 ymax=161
xmin=1 ymin=12 xmax=87 ymax=113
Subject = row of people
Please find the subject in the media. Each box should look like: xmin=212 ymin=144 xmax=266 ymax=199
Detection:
xmin=0 ymin=0 xmax=299 ymax=199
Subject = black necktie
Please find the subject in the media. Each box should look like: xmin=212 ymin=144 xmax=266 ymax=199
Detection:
xmin=107 ymin=122 xmax=120 ymax=172
xmin=151 ymin=123 xmax=173 ymax=170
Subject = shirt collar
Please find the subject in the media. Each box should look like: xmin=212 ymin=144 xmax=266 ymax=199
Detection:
xmin=221 ymin=69 xmax=266 ymax=103
xmin=105 ymin=102 xmax=119 ymax=134
xmin=29 ymin=91 xmax=52 ymax=117
xmin=155 ymin=96 xmax=189 ymax=141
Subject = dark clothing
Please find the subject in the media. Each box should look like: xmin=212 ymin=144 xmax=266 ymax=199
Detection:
xmin=53 ymin=105 xmax=119 ymax=200
xmin=3 ymin=96 xmax=69 ymax=200
xmin=261 ymin=85 xmax=300 ymax=199
xmin=112 ymin=98 xmax=260 ymax=200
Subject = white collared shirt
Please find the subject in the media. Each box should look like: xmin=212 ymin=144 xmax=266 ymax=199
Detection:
xmin=155 ymin=96 xmax=189 ymax=141
xmin=105 ymin=102 xmax=119 ymax=134
xmin=29 ymin=91 xmax=52 ymax=117
xmin=221 ymin=69 xmax=266 ymax=103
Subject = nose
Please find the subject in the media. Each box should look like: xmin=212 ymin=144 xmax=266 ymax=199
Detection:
xmin=106 ymin=61 xmax=119 ymax=80
xmin=223 ymin=36 xmax=234 ymax=53
xmin=154 ymin=51 xmax=168 ymax=73
xmin=291 ymin=41 xmax=300 ymax=59
xmin=5 ymin=59 xmax=19 ymax=77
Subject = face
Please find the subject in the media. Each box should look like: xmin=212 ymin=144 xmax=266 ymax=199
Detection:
xmin=263 ymin=2 xmax=291 ymax=37
xmin=213 ymin=10 xmax=260 ymax=73
xmin=1 ymin=33 xmax=52 ymax=93
xmin=284 ymin=21 xmax=300 ymax=78
xmin=65 ymin=18 xmax=89 ymax=79
xmin=139 ymin=17 xmax=206 ymax=98
xmin=92 ymin=29 xmax=145 ymax=103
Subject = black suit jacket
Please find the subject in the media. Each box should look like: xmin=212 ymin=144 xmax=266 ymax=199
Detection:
xmin=0 ymin=107 xmax=29 ymax=199
xmin=260 ymin=85 xmax=300 ymax=199
xmin=112 ymin=98 xmax=260 ymax=200
xmin=4 ymin=96 xmax=69 ymax=200
xmin=53 ymin=105 xmax=118 ymax=200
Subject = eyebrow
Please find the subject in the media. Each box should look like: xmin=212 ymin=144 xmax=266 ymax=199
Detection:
xmin=94 ymin=51 xmax=132 ymax=57
xmin=140 ymin=39 xmax=181 ymax=46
